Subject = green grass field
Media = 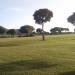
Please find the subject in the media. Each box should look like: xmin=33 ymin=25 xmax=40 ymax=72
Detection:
xmin=0 ymin=34 xmax=75 ymax=75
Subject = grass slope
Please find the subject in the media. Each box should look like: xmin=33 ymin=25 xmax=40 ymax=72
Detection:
xmin=0 ymin=34 xmax=75 ymax=75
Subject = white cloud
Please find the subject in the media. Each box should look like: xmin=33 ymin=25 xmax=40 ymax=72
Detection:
xmin=8 ymin=7 xmax=24 ymax=12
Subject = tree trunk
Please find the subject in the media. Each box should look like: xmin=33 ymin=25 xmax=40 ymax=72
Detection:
xmin=42 ymin=23 xmax=45 ymax=40
xmin=11 ymin=34 xmax=14 ymax=38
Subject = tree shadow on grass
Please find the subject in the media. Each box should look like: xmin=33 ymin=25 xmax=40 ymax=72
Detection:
xmin=0 ymin=59 xmax=57 ymax=73
xmin=0 ymin=44 xmax=19 ymax=47
xmin=60 ymin=71 xmax=75 ymax=75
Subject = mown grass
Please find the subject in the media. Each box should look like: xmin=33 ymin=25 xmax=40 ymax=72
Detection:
xmin=0 ymin=34 xmax=75 ymax=75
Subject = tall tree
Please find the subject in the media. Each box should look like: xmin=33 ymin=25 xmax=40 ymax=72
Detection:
xmin=19 ymin=25 xmax=34 ymax=36
xmin=33 ymin=8 xmax=53 ymax=40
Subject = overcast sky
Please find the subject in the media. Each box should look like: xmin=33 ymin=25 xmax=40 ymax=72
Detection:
xmin=0 ymin=0 xmax=75 ymax=32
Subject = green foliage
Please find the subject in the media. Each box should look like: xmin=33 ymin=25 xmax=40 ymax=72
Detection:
xmin=50 ymin=27 xmax=63 ymax=34
xmin=50 ymin=27 xmax=69 ymax=34
xmin=33 ymin=8 xmax=53 ymax=24
xmin=0 ymin=26 xmax=6 ymax=34
xmin=19 ymin=25 xmax=34 ymax=36
xmin=36 ymin=28 xmax=42 ymax=34
xmin=67 ymin=13 xmax=75 ymax=25
xmin=7 ymin=29 xmax=16 ymax=37
xmin=63 ymin=28 xmax=69 ymax=32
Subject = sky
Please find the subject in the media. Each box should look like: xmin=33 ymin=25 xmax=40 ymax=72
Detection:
xmin=0 ymin=0 xmax=75 ymax=32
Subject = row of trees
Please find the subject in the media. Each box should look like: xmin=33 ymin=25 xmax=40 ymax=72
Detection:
xmin=0 ymin=25 xmax=34 ymax=37
xmin=50 ymin=27 xmax=69 ymax=34
xmin=0 ymin=25 xmax=70 ymax=37
xmin=36 ymin=27 xmax=69 ymax=35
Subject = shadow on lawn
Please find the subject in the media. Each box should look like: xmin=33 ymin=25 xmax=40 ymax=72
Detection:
xmin=0 ymin=44 xmax=19 ymax=47
xmin=0 ymin=59 xmax=57 ymax=73
xmin=60 ymin=71 xmax=75 ymax=75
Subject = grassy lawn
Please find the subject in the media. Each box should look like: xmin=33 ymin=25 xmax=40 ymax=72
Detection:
xmin=0 ymin=34 xmax=75 ymax=75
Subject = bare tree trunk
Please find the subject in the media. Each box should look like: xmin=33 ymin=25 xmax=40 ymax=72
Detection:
xmin=42 ymin=23 xmax=45 ymax=40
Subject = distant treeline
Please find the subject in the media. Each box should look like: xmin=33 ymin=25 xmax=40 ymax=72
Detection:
xmin=0 ymin=25 xmax=72 ymax=38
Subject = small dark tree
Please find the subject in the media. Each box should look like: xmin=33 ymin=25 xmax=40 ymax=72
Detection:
xmin=50 ymin=28 xmax=56 ymax=34
xmin=19 ymin=25 xmax=34 ymax=36
xmin=36 ymin=28 xmax=42 ymax=34
xmin=33 ymin=8 xmax=53 ymax=40
xmin=0 ymin=26 xmax=6 ymax=35
xmin=7 ymin=29 xmax=16 ymax=37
